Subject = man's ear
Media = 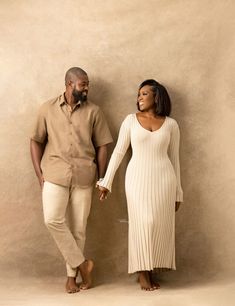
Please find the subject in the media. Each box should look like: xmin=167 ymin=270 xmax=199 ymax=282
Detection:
xmin=65 ymin=80 xmax=72 ymax=87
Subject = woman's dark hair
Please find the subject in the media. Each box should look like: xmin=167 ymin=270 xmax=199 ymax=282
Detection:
xmin=138 ymin=79 xmax=171 ymax=116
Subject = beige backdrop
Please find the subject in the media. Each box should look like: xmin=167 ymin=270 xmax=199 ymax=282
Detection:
xmin=0 ymin=0 xmax=234 ymax=284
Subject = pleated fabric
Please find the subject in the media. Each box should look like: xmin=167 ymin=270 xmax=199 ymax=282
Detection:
xmin=99 ymin=114 xmax=183 ymax=273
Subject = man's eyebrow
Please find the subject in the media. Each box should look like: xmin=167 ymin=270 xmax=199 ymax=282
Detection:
xmin=78 ymin=81 xmax=89 ymax=84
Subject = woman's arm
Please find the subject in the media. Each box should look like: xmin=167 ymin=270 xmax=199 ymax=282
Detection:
xmin=168 ymin=121 xmax=183 ymax=203
xmin=98 ymin=115 xmax=132 ymax=200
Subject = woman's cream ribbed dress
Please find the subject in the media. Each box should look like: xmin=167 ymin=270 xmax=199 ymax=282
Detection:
xmin=99 ymin=114 xmax=183 ymax=273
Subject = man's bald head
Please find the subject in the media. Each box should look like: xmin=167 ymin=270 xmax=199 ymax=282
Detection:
xmin=65 ymin=67 xmax=87 ymax=85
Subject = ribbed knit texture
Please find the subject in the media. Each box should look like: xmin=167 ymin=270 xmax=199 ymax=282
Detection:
xmin=99 ymin=114 xmax=183 ymax=273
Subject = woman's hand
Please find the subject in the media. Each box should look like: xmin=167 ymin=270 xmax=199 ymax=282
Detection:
xmin=98 ymin=186 xmax=109 ymax=201
xmin=175 ymin=202 xmax=181 ymax=212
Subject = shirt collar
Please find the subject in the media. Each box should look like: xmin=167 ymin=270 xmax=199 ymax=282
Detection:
xmin=59 ymin=93 xmax=66 ymax=106
xmin=59 ymin=93 xmax=81 ymax=108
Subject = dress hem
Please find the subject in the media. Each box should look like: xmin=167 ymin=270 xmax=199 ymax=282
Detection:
xmin=128 ymin=266 xmax=176 ymax=274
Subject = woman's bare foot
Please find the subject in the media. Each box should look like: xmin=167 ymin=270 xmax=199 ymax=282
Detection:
xmin=65 ymin=277 xmax=80 ymax=294
xmin=149 ymin=272 xmax=160 ymax=289
xmin=79 ymin=259 xmax=94 ymax=290
xmin=138 ymin=271 xmax=154 ymax=291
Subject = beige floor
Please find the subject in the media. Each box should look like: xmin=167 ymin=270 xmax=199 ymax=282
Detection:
xmin=0 ymin=275 xmax=234 ymax=306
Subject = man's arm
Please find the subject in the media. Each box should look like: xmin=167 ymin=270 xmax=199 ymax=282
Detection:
xmin=30 ymin=139 xmax=46 ymax=188
xmin=96 ymin=144 xmax=108 ymax=179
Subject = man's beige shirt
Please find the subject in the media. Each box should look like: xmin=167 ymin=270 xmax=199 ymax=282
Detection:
xmin=31 ymin=94 xmax=113 ymax=187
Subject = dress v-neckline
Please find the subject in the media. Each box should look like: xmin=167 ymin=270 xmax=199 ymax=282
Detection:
xmin=135 ymin=113 xmax=167 ymax=133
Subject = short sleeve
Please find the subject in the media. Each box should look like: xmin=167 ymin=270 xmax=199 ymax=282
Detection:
xmin=92 ymin=109 xmax=113 ymax=147
xmin=31 ymin=103 xmax=48 ymax=143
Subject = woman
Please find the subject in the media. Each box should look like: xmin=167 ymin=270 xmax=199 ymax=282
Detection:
xmin=98 ymin=79 xmax=183 ymax=291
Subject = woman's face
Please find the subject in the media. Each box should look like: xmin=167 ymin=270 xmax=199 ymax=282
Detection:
xmin=137 ymin=85 xmax=155 ymax=112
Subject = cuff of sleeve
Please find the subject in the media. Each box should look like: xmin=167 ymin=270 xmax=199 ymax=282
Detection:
xmin=97 ymin=181 xmax=112 ymax=193
xmin=94 ymin=138 xmax=113 ymax=148
xmin=30 ymin=136 xmax=45 ymax=144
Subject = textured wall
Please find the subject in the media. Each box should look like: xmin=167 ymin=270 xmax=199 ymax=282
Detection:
xmin=0 ymin=0 xmax=234 ymax=282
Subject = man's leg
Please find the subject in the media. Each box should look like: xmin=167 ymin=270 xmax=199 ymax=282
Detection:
xmin=42 ymin=181 xmax=85 ymax=293
xmin=66 ymin=185 xmax=94 ymax=289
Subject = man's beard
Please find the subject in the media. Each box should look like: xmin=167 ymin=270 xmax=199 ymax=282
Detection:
xmin=72 ymin=89 xmax=88 ymax=103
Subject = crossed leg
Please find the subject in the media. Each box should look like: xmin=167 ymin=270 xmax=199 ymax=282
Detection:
xmin=66 ymin=259 xmax=94 ymax=293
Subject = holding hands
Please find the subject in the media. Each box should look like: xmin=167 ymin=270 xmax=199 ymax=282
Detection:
xmin=96 ymin=179 xmax=109 ymax=201
xmin=98 ymin=186 xmax=109 ymax=201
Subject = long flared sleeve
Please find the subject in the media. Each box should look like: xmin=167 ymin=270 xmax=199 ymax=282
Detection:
xmin=98 ymin=114 xmax=132 ymax=192
xmin=168 ymin=120 xmax=183 ymax=202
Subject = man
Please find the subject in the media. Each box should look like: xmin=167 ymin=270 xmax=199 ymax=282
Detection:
xmin=30 ymin=67 xmax=113 ymax=293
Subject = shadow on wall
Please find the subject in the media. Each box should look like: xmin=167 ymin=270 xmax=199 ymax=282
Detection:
xmin=160 ymin=87 xmax=222 ymax=284
xmin=0 ymin=107 xmax=66 ymax=278
xmin=86 ymin=152 xmax=132 ymax=283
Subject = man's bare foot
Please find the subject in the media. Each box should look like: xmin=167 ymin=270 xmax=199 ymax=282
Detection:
xmin=65 ymin=277 xmax=80 ymax=294
xmin=138 ymin=271 xmax=154 ymax=291
xmin=149 ymin=272 xmax=160 ymax=289
xmin=79 ymin=259 xmax=94 ymax=290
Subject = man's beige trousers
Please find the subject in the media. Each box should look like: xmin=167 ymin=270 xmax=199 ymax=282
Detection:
xmin=42 ymin=181 xmax=93 ymax=277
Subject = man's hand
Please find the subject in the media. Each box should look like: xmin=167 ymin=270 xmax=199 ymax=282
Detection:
xmin=98 ymin=186 xmax=109 ymax=201
xmin=175 ymin=202 xmax=181 ymax=212
xmin=30 ymin=139 xmax=46 ymax=189
xmin=38 ymin=175 xmax=45 ymax=189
